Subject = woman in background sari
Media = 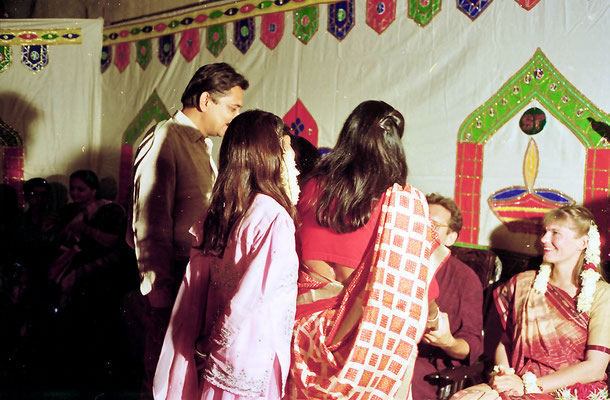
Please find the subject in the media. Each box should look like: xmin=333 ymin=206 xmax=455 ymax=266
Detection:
xmin=287 ymin=101 xmax=449 ymax=399
xmin=452 ymin=205 xmax=610 ymax=400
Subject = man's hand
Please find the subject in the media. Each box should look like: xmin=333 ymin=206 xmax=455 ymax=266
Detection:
xmin=422 ymin=311 xmax=453 ymax=347
xmin=449 ymin=384 xmax=500 ymax=400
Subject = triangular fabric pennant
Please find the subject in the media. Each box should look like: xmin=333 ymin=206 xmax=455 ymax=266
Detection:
xmin=457 ymin=0 xmax=494 ymax=20
xmin=101 ymin=45 xmax=111 ymax=73
xmin=180 ymin=28 xmax=200 ymax=62
xmin=328 ymin=0 xmax=355 ymax=41
xmin=136 ymin=39 xmax=152 ymax=70
xmin=261 ymin=12 xmax=284 ymax=50
xmin=207 ymin=25 xmax=227 ymax=57
xmin=0 ymin=46 xmax=12 ymax=73
xmin=366 ymin=0 xmax=396 ymax=34
xmin=515 ymin=0 xmax=540 ymax=10
xmin=114 ymin=42 xmax=130 ymax=73
xmin=293 ymin=6 xmax=319 ymax=45
xmin=407 ymin=0 xmax=441 ymax=27
xmin=21 ymin=45 xmax=48 ymax=73
xmin=233 ymin=18 xmax=255 ymax=55
xmin=283 ymin=99 xmax=319 ymax=147
xmin=158 ymin=34 xmax=175 ymax=66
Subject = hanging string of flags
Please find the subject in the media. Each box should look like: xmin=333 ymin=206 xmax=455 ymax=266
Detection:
xmin=0 ymin=0 xmax=544 ymax=74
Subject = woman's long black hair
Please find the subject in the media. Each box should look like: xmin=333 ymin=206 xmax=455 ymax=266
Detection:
xmin=199 ymin=110 xmax=298 ymax=257
xmin=304 ymin=100 xmax=407 ymax=233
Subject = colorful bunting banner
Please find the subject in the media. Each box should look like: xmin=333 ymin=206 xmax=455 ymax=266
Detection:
xmin=102 ymin=0 xmax=339 ymax=44
xmin=0 ymin=46 xmax=11 ymax=73
xmin=366 ymin=0 xmax=396 ymax=34
xmin=158 ymin=34 xmax=175 ymax=66
xmin=180 ymin=28 xmax=200 ymax=62
xmin=294 ymin=6 xmax=319 ymax=44
xmin=407 ymin=0 xmax=441 ymax=27
xmin=260 ymin=12 xmax=284 ymax=50
xmin=328 ymin=0 xmax=355 ymax=41
xmin=136 ymin=39 xmax=152 ymax=70
xmin=207 ymin=24 xmax=227 ymax=57
xmin=515 ymin=0 xmax=540 ymax=10
xmin=101 ymin=45 xmax=111 ymax=73
xmin=0 ymin=28 xmax=82 ymax=45
xmin=21 ymin=45 xmax=48 ymax=73
xmin=457 ymin=0 xmax=494 ymax=20
xmin=114 ymin=42 xmax=130 ymax=73
xmin=283 ymin=99 xmax=319 ymax=147
xmin=234 ymin=18 xmax=255 ymax=54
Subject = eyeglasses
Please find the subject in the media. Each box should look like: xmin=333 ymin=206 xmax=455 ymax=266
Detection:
xmin=431 ymin=220 xmax=450 ymax=229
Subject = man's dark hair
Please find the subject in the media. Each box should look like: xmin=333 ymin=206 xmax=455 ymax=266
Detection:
xmin=426 ymin=193 xmax=463 ymax=234
xmin=181 ymin=62 xmax=249 ymax=108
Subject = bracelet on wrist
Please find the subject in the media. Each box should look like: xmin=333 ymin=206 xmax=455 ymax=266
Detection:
xmin=427 ymin=309 xmax=439 ymax=322
xmin=490 ymin=365 xmax=514 ymax=377
xmin=522 ymin=371 xmax=542 ymax=394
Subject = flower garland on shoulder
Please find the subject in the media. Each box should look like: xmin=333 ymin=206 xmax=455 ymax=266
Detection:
xmin=532 ymin=223 xmax=601 ymax=313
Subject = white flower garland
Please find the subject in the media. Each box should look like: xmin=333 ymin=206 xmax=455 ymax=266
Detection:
xmin=555 ymin=387 xmax=609 ymax=400
xmin=280 ymin=148 xmax=301 ymax=205
xmin=532 ymin=223 xmax=601 ymax=314
xmin=522 ymin=371 xmax=541 ymax=394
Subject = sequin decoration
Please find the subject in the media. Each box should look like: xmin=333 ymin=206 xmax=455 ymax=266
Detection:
xmin=114 ymin=42 xmax=130 ymax=73
xmin=207 ymin=24 xmax=226 ymax=57
xmin=328 ymin=0 xmax=355 ymax=41
xmin=100 ymin=45 xmax=111 ymax=73
xmin=180 ymin=28 xmax=200 ymax=62
xmin=366 ymin=0 xmax=396 ymax=34
xmin=515 ymin=0 xmax=540 ymax=10
xmin=136 ymin=39 xmax=152 ymax=70
xmin=0 ymin=46 xmax=11 ymax=73
xmin=233 ymin=18 xmax=255 ymax=54
xmin=158 ymin=34 xmax=175 ymax=66
xmin=283 ymin=99 xmax=318 ymax=147
xmin=293 ymin=6 xmax=319 ymax=44
xmin=457 ymin=0 xmax=494 ymax=21
xmin=519 ymin=107 xmax=546 ymax=135
xmin=260 ymin=12 xmax=284 ymax=50
xmin=407 ymin=0 xmax=441 ymax=27
xmin=21 ymin=45 xmax=49 ymax=73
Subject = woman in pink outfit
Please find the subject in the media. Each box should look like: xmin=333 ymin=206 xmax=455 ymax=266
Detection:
xmin=153 ymin=110 xmax=301 ymax=400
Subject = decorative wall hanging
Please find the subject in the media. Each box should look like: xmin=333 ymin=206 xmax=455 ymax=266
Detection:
xmin=114 ymin=42 xmax=130 ymax=73
xmin=234 ymin=18 xmax=255 ymax=54
xmin=328 ymin=0 xmax=355 ymax=41
xmin=0 ymin=28 xmax=82 ymax=45
xmin=180 ymin=28 xmax=200 ymax=62
xmin=0 ymin=46 xmax=11 ymax=73
xmin=0 ymin=118 xmax=24 ymax=206
xmin=457 ymin=0 xmax=494 ymax=21
xmin=136 ymin=39 xmax=152 ymax=70
xmin=158 ymin=34 xmax=175 ymax=66
xmin=260 ymin=12 xmax=284 ymax=50
xmin=101 ymin=45 xmax=111 ymax=73
xmin=407 ymin=0 xmax=441 ymax=27
xmin=118 ymin=90 xmax=171 ymax=205
xmin=102 ymin=0 xmax=338 ymax=44
xmin=515 ymin=0 xmax=540 ymax=10
xmin=283 ymin=99 xmax=319 ymax=147
xmin=294 ymin=6 xmax=319 ymax=45
xmin=455 ymin=48 xmax=610 ymax=257
xmin=21 ymin=45 xmax=48 ymax=73
xmin=207 ymin=25 xmax=227 ymax=57
xmin=488 ymin=137 xmax=575 ymax=234
xmin=366 ymin=0 xmax=396 ymax=34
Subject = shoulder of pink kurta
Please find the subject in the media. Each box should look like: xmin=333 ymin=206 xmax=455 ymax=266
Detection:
xmin=237 ymin=194 xmax=295 ymax=242
xmin=587 ymin=279 xmax=610 ymax=351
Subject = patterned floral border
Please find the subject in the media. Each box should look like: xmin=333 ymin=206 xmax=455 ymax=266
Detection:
xmin=458 ymin=48 xmax=610 ymax=148
xmin=0 ymin=28 xmax=82 ymax=45
xmin=103 ymin=0 xmax=338 ymax=44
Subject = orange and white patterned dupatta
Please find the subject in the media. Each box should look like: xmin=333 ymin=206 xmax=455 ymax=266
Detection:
xmin=288 ymin=184 xmax=449 ymax=400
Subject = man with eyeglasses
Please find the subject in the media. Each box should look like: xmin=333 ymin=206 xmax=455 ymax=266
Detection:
xmin=411 ymin=193 xmax=484 ymax=400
